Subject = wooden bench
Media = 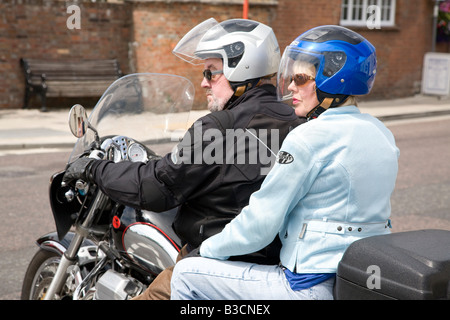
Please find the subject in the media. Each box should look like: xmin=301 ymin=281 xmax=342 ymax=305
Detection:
xmin=20 ymin=58 xmax=123 ymax=111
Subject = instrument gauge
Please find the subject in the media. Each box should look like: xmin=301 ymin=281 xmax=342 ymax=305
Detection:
xmin=128 ymin=143 xmax=148 ymax=163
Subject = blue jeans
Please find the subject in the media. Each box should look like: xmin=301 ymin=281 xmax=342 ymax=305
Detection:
xmin=171 ymin=257 xmax=335 ymax=300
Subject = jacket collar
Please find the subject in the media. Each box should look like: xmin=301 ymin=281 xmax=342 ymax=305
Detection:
xmin=322 ymin=105 xmax=361 ymax=116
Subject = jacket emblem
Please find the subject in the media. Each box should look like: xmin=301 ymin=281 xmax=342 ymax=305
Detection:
xmin=276 ymin=151 xmax=294 ymax=164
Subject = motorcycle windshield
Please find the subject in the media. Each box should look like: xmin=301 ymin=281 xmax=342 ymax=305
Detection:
xmin=68 ymin=73 xmax=196 ymax=163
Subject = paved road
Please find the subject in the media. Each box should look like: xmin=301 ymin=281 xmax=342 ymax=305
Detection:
xmin=1 ymin=116 xmax=449 ymax=300
xmin=387 ymin=116 xmax=450 ymax=232
xmin=0 ymin=149 xmax=70 ymax=300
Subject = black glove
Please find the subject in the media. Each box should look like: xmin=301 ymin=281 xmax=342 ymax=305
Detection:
xmin=62 ymin=157 xmax=96 ymax=185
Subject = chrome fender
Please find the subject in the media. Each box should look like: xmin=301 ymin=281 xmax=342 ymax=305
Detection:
xmin=36 ymin=231 xmax=103 ymax=266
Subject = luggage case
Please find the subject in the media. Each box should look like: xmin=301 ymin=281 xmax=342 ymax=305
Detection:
xmin=335 ymin=229 xmax=450 ymax=300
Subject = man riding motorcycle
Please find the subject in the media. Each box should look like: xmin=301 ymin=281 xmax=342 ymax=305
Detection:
xmin=62 ymin=18 xmax=304 ymax=299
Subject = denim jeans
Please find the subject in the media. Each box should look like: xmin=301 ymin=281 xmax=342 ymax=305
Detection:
xmin=171 ymin=257 xmax=335 ymax=300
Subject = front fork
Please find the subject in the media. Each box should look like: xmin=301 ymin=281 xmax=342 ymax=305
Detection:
xmin=44 ymin=190 xmax=109 ymax=300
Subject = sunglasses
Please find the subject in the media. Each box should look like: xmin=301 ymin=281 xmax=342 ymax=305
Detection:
xmin=203 ymin=69 xmax=223 ymax=81
xmin=290 ymin=73 xmax=315 ymax=86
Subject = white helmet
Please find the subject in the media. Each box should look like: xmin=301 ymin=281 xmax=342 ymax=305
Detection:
xmin=173 ymin=18 xmax=280 ymax=83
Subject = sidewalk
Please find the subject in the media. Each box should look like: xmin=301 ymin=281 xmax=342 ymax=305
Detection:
xmin=1 ymin=94 xmax=450 ymax=151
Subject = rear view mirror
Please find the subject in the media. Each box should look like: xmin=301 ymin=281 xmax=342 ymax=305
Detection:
xmin=68 ymin=104 xmax=88 ymax=138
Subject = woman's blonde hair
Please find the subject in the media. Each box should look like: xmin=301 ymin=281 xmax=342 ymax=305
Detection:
xmin=293 ymin=60 xmax=316 ymax=78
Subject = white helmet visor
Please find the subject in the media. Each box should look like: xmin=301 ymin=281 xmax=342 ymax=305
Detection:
xmin=172 ymin=18 xmax=219 ymax=65
xmin=174 ymin=18 xmax=279 ymax=83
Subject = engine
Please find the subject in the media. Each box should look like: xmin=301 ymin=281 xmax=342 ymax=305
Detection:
xmin=94 ymin=269 xmax=146 ymax=300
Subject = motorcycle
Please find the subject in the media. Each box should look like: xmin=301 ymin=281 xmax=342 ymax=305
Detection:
xmin=21 ymin=73 xmax=197 ymax=300
xmin=21 ymin=72 xmax=450 ymax=301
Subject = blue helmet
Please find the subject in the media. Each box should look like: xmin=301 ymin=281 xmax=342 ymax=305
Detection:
xmin=277 ymin=25 xmax=377 ymax=106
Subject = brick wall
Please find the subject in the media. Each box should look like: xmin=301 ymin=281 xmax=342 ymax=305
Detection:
xmin=130 ymin=1 xmax=275 ymax=109
xmin=0 ymin=0 xmax=436 ymax=110
xmin=0 ymin=0 xmax=275 ymax=110
xmin=0 ymin=0 xmax=131 ymax=109
xmin=271 ymin=0 xmax=434 ymax=100
xmin=273 ymin=0 xmax=342 ymax=50
xmin=354 ymin=0 xmax=434 ymax=99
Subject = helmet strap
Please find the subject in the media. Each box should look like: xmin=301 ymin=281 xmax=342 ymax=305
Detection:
xmin=307 ymin=89 xmax=349 ymax=121
xmin=230 ymin=78 xmax=262 ymax=96
xmin=306 ymin=98 xmax=332 ymax=121
xmin=224 ymin=78 xmax=262 ymax=109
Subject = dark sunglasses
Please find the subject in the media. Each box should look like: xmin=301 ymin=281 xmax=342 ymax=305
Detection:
xmin=203 ymin=69 xmax=223 ymax=81
xmin=290 ymin=73 xmax=315 ymax=86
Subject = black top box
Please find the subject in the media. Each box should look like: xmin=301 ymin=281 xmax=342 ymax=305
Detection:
xmin=335 ymin=229 xmax=450 ymax=300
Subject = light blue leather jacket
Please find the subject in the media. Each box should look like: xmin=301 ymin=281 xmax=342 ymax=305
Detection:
xmin=200 ymin=106 xmax=400 ymax=273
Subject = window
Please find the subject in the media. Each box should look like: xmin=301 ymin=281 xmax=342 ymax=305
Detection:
xmin=340 ymin=0 xmax=396 ymax=28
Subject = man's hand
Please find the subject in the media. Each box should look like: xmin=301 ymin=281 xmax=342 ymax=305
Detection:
xmin=62 ymin=157 xmax=95 ymax=185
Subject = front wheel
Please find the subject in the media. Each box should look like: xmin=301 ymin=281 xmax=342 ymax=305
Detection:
xmin=21 ymin=249 xmax=75 ymax=300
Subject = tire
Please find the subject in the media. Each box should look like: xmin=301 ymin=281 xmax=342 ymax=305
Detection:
xmin=21 ymin=249 xmax=65 ymax=300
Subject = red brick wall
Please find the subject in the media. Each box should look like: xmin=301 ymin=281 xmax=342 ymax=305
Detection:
xmin=271 ymin=0 xmax=434 ymax=100
xmin=0 ymin=0 xmax=131 ymax=109
xmin=0 ymin=0 xmax=436 ymax=110
xmin=273 ymin=0 xmax=342 ymax=51
xmin=130 ymin=2 xmax=275 ymax=109
xmin=355 ymin=0 xmax=434 ymax=99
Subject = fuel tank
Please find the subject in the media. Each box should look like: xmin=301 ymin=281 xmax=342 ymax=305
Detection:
xmin=112 ymin=206 xmax=182 ymax=274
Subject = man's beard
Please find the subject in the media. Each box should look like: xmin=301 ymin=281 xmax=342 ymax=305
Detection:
xmin=208 ymin=98 xmax=224 ymax=112
xmin=207 ymin=90 xmax=232 ymax=112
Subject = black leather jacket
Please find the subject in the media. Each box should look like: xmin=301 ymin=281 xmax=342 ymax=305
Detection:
xmin=91 ymin=84 xmax=305 ymax=264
